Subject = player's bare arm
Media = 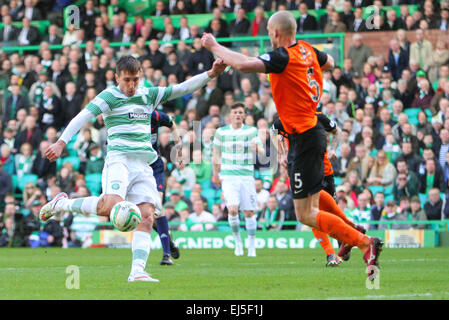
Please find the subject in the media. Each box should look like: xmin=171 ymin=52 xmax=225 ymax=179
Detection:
xmin=45 ymin=108 xmax=94 ymax=162
xmin=321 ymin=54 xmax=335 ymax=71
xmin=202 ymin=33 xmax=266 ymax=73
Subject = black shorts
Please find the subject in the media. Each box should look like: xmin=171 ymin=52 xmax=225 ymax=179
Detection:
xmin=287 ymin=123 xmax=327 ymax=199
xmin=323 ymin=174 xmax=336 ymax=200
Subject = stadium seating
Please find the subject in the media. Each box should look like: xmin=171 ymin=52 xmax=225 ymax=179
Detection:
xmin=368 ymin=185 xmax=385 ymax=196
xmin=85 ymin=173 xmax=102 ymax=196
xmin=61 ymin=156 xmax=80 ymax=172
xmin=18 ymin=174 xmax=39 ymax=192
xmin=404 ymin=108 xmax=422 ymax=126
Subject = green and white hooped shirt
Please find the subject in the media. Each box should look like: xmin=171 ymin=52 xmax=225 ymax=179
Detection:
xmin=213 ymin=124 xmax=263 ymax=178
xmin=85 ymin=85 xmax=173 ymax=164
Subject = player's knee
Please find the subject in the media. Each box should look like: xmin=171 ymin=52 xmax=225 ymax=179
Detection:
xmin=295 ymin=207 xmax=317 ymax=226
xmin=98 ymin=194 xmax=123 ymax=216
xmin=244 ymin=210 xmax=254 ymax=218
xmin=228 ymin=207 xmax=239 ymax=216
xmin=138 ymin=203 xmax=155 ymax=230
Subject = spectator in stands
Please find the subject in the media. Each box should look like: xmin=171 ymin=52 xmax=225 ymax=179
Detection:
xmin=2 ymin=84 xmax=28 ymax=127
xmin=187 ymin=37 xmax=215 ymax=76
xmin=424 ymin=187 xmax=444 ymax=220
xmin=0 ymin=15 xmax=19 ymax=43
xmin=44 ymin=24 xmax=62 ymax=45
xmin=366 ymin=150 xmax=397 ymax=189
xmin=388 ymin=38 xmax=409 ymax=82
xmin=324 ymin=10 xmax=347 ymax=33
xmin=188 ymin=199 xmax=216 ymax=231
xmin=154 ymin=0 xmax=170 ymax=16
xmin=347 ymin=34 xmax=373 ymax=76
xmin=410 ymin=29 xmax=433 ymax=72
xmin=332 ymin=142 xmax=352 ymax=178
xmin=229 ymin=7 xmax=250 ymax=36
xmin=378 ymin=199 xmax=408 ymax=230
xmin=296 ymin=3 xmax=318 ymax=33
xmin=18 ymin=0 xmax=43 ymax=21
xmin=347 ymin=144 xmax=372 ymax=183
xmin=370 ymin=191 xmax=384 ymax=229
xmin=259 ymin=195 xmax=284 ymax=231
xmin=408 ymin=196 xmax=427 ymax=229
xmin=428 ymin=41 xmax=449 ymax=85
xmin=349 ymin=7 xmax=367 ymax=32
xmin=400 ymin=140 xmax=422 ymax=173
xmin=14 ymin=116 xmax=43 ymax=154
xmin=250 ymin=6 xmax=268 ymax=36
xmin=31 ymin=140 xmax=56 ymax=183
xmin=14 ymin=142 xmax=34 ymax=179
xmin=38 ymin=85 xmax=63 ymax=131
xmin=437 ymin=8 xmax=449 ymax=30
xmin=434 ymin=128 xmax=449 ymax=169
xmin=0 ymin=144 xmax=14 ymax=176
xmin=17 ymin=17 xmax=39 ymax=46
xmin=349 ymin=192 xmax=371 ymax=231
xmin=385 ymin=9 xmax=403 ymax=31
xmin=419 ymin=158 xmax=446 ymax=194
xmin=339 ymin=0 xmax=354 ymax=29
xmin=411 ymin=78 xmax=434 ymax=111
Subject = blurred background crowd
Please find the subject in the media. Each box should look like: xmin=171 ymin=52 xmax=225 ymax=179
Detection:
xmin=0 ymin=0 xmax=448 ymax=248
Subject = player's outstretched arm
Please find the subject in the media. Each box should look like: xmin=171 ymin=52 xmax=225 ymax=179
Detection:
xmin=45 ymin=108 xmax=95 ymax=162
xmin=168 ymin=59 xmax=227 ymax=100
xmin=202 ymin=33 xmax=266 ymax=73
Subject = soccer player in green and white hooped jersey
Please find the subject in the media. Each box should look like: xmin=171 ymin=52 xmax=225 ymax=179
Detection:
xmin=212 ymin=102 xmax=265 ymax=257
xmin=40 ymin=55 xmax=227 ymax=282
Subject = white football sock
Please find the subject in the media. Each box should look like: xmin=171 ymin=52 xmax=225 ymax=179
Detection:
xmin=58 ymin=196 xmax=100 ymax=215
xmin=131 ymin=231 xmax=151 ymax=274
xmin=245 ymin=215 xmax=257 ymax=250
xmin=228 ymin=214 xmax=242 ymax=244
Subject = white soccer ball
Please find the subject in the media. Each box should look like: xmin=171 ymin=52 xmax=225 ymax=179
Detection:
xmin=110 ymin=201 xmax=142 ymax=232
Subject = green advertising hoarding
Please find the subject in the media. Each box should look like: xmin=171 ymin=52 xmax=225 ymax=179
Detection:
xmin=92 ymin=230 xmax=436 ymax=249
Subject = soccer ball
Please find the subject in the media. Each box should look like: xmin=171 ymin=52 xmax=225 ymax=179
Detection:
xmin=110 ymin=201 xmax=142 ymax=232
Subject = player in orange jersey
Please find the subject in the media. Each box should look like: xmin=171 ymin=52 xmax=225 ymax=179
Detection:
xmin=202 ymin=10 xmax=382 ymax=279
xmin=273 ymin=114 xmax=366 ymax=266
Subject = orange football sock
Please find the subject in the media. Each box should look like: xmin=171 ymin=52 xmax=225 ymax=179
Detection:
xmin=312 ymin=228 xmax=335 ymax=256
xmin=316 ymin=210 xmax=369 ymax=250
xmin=319 ymin=190 xmax=356 ymax=229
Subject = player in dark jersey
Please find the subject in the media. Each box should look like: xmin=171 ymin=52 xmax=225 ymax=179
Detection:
xmin=202 ymin=11 xmax=383 ymax=279
xmin=273 ymin=113 xmax=365 ymax=266
xmin=150 ymin=110 xmax=181 ymax=265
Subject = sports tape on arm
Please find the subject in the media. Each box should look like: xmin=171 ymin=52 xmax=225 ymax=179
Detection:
xmin=59 ymin=108 xmax=96 ymax=144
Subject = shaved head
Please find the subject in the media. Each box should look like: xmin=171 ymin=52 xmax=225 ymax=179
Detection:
xmin=267 ymin=11 xmax=297 ymax=49
xmin=268 ymin=11 xmax=297 ymax=36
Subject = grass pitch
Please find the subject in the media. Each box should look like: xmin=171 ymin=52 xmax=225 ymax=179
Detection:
xmin=1 ymin=247 xmax=448 ymax=300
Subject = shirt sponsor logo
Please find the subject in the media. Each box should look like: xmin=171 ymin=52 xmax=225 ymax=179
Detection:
xmin=129 ymin=113 xmax=149 ymax=120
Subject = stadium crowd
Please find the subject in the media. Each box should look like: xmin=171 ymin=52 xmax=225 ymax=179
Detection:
xmin=0 ymin=0 xmax=449 ymax=248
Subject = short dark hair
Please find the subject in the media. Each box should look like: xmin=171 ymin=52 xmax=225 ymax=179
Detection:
xmin=115 ymin=55 xmax=141 ymax=76
xmin=231 ymin=102 xmax=245 ymax=110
